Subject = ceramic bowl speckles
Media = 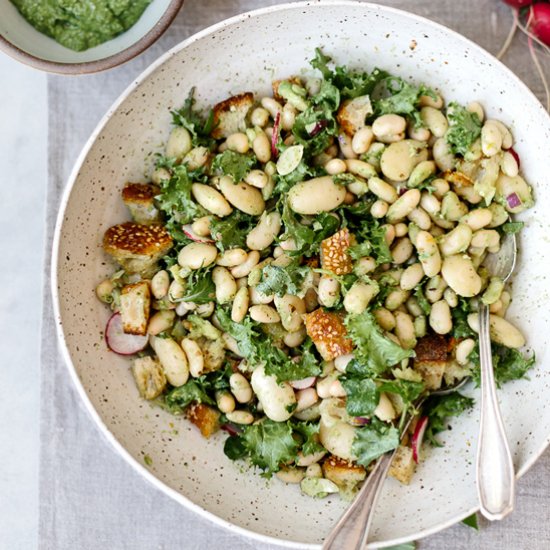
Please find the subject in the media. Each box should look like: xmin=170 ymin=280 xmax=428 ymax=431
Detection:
xmin=0 ymin=0 xmax=183 ymax=74
xmin=52 ymin=2 xmax=550 ymax=547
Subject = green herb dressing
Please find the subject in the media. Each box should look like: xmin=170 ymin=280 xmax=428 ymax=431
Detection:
xmin=11 ymin=0 xmax=152 ymax=51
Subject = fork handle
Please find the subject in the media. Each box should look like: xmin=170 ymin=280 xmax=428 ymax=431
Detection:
xmin=322 ymin=450 xmax=395 ymax=550
xmin=477 ymin=305 xmax=515 ymax=520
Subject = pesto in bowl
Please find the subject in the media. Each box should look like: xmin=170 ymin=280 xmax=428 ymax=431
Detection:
xmin=10 ymin=0 xmax=152 ymax=51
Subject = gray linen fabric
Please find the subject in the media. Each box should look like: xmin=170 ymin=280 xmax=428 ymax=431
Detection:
xmin=40 ymin=1 xmax=550 ymax=548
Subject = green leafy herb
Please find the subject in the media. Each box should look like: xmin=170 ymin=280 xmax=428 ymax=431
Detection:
xmin=255 ymin=261 xmax=310 ymax=297
xmin=211 ymin=150 xmax=257 ymax=182
xmin=272 ymin=160 xmax=323 ymax=196
xmin=281 ymin=201 xmax=340 ymax=257
xmin=345 ymin=311 xmax=415 ymax=376
xmin=501 ymin=221 xmax=524 ymax=234
xmin=451 ymin=297 xmax=475 ymax=339
xmin=462 ymin=513 xmax=479 ymax=530
xmin=171 ymin=87 xmax=215 ymax=148
xmin=341 ymin=377 xmax=379 ymax=417
xmin=216 ymin=308 xmax=259 ymax=359
xmin=413 ymin=286 xmax=431 ymax=316
xmin=445 ymin=101 xmax=482 ymax=156
xmin=377 ymin=379 xmax=425 ymax=407
xmin=209 ymin=210 xmax=257 ymax=251
xmin=180 ymin=268 xmax=216 ymax=304
xmin=224 ymin=419 xmax=299 ymax=475
xmin=469 ymin=344 xmax=535 ymax=388
xmin=164 ymin=379 xmax=215 ymax=412
xmin=352 ymin=418 xmax=400 ymax=467
xmin=423 ymin=392 xmax=475 ymax=446
xmin=156 ymin=163 xmax=206 ymax=239
xmin=374 ymin=77 xmax=436 ymax=126
xmin=292 ymin=420 xmax=324 ymax=456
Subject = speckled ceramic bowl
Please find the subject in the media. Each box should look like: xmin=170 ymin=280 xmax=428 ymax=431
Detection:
xmin=0 ymin=0 xmax=183 ymax=74
xmin=52 ymin=1 xmax=550 ymax=547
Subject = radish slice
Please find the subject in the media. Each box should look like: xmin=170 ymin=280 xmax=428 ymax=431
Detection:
xmin=221 ymin=423 xmax=242 ymax=436
xmin=271 ymin=112 xmax=281 ymax=158
xmin=309 ymin=119 xmax=328 ymax=137
xmin=105 ymin=312 xmax=148 ymax=356
xmin=350 ymin=416 xmax=370 ymax=426
xmin=182 ymin=224 xmax=214 ymax=243
xmin=411 ymin=415 xmax=429 ymax=464
xmin=289 ymin=376 xmax=316 ymax=390
xmin=506 ymin=192 xmax=522 ymax=209
xmin=508 ymin=147 xmax=521 ymax=168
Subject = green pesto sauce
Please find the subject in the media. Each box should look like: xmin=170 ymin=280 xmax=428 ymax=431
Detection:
xmin=11 ymin=0 xmax=152 ymax=52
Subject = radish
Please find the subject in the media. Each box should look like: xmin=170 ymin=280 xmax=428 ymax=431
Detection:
xmin=350 ymin=416 xmax=370 ymax=426
xmin=411 ymin=415 xmax=429 ymax=464
xmin=271 ymin=111 xmax=281 ymax=158
xmin=289 ymin=376 xmax=317 ymax=390
xmin=221 ymin=423 xmax=242 ymax=436
xmin=105 ymin=312 xmax=149 ymax=355
xmin=181 ymin=224 xmax=214 ymax=243
xmin=502 ymin=0 xmax=534 ymax=8
xmin=508 ymin=147 xmax=521 ymax=168
xmin=529 ymin=3 xmax=550 ymax=46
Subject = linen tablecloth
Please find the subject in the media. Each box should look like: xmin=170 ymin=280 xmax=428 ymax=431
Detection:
xmin=40 ymin=1 xmax=550 ymax=548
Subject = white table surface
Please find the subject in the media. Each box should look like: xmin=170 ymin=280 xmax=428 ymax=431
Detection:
xmin=1 ymin=1 xmax=550 ymax=548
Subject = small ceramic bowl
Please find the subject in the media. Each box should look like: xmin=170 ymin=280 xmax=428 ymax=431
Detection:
xmin=0 ymin=0 xmax=184 ymax=74
xmin=52 ymin=1 xmax=550 ymax=548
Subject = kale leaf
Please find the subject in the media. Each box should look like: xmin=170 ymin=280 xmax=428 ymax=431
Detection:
xmin=171 ymin=87 xmax=215 ymax=148
xmin=445 ymin=101 xmax=482 ymax=157
xmin=255 ymin=261 xmax=311 ymax=297
xmin=211 ymin=150 xmax=257 ymax=182
xmin=209 ymin=210 xmax=257 ymax=251
xmin=352 ymin=418 xmax=400 ymax=466
xmin=180 ymin=268 xmax=216 ymax=304
xmin=340 ymin=377 xmax=379 ymax=417
xmin=291 ymin=420 xmax=325 ymax=456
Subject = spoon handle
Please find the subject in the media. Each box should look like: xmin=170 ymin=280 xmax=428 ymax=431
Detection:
xmin=477 ymin=305 xmax=515 ymax=520
xmin=322 ymin=450 xmax=395 ymax=550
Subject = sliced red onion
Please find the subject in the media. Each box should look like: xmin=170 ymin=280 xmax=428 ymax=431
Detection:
xmin=350 ymin=416 xmax=371 ymax=426
xmin=411 ymin=415 xmax=429 ymax=464
xmin=289 ymin=376 xmax=317 ymax=390
xmin=182 ymin=224 xmax=214 ymax=243
xmin=508 ymin=147 xmax=521 ymax=168
xmin=271 ymin=112 xmax=281 ymax=158
xmin=105 ymin=312 xmax=149 ymax=356
xmin=506 ymin=192 xmax=522 ymax=209
xmin=221 ymin=423 xmax=242 ymax=436
xmin=309 ymin=119 xmax=328 ymax=137
xmin=398 ymin=186 xmax=407 ymax=196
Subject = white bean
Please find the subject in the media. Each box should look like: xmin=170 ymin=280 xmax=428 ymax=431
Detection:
xmin=183 ymin=146 xmax=209 ymax=170
xmin=216 ymin=248 xmax=248 ymax=267
xmin=261 ymin=97 xmax=283 ymax=119
xmin=415 ymin=231 xmax=442 ymax=277
xmin=461 ymin=208 xmax=493 ymax=231
xmin=443 ymin=287 xmax=458 ymax=308
xmin=439 ymin=223 xmax=473 ymax=256
xmin=219 ymin=176 xmax=265 ymax=216
xmin=467 ymin=101 xmax=484 ymax=123
xmin=295 ymin=388 xmax=319 ymax=412
xmin=297 ymin=451 xmax=326 ymax=468
xmin=386 ymin=189 xmax=421 ymax=223
xmin=252 ymin=133 xmax=271 ymax=163
xmin=352 ymin=126 xmax=375 ymax=155
xmin=391 ymin=237 xmax=413 ymax=264
xmin=430 ymin=178 xmax=450 ymax=200
xmin=501 ymin=151 xmax=519 ymax=177
xmin=385 ymin=288 xmax=410 ymax=311
xmin=374 ymin=308 xmax=396 ymax=331
xmin=230 ymin=250 xmax=260 ymax=278
xmin=421 ymin=106 xmax=448 ymax=137
xmin=425 ymin=275 xmax=447 ymax=303
xmin=251 ymin=364 xmax=296 ymax=422
xmin=274 ymin=294 xmax=306 ymax=332
xmin=354 ymin=256 xmax=376 ymax=276
xmin=400 ymin=263 xmax=425 ymax=291
xmin=441 ymin=254 xmax=482 ymax=297
xmin=455 ymin=338 xmax=476 ymax=365
xmin=318 ymin=275 xmax=341 ymax=308
xmin=191 ymin=216 xmax=211 ymax=237
xmin=374 ymin=393 xmax=397 ymax=422
xmin=244 ymin=169 xmax=268 ymax=189
xmin=481 ymin=121 xmax=502 ymax=156
xmin=394 ymin=222 xmax=408 ymax=237
xmin=343 ymin=281 xmax=378 ymax=314
xmin=150 ymin=336 xmax=189 ymax=387
xmin=178 ymin=242 xmax=218 ymax=270
xmin=407 ymin=207 xmax=431 ymax=230
xmin=471 ymin=229 xmax=500 ymax=249
xmin=432 ymin=138 xmax=455 ymax=171
xmin=147 ymin=310 xmax=176 ymax=335
xmin=215 ymin=390 xmax=236 ymax=414
xmin=372 ymin=114 xmax=407 ymax=138
xmin=96 ymin=279 xmax=114 ymax=303
xmin=251 ymin=107 xmax=269 ymax=127
xmin=231 ymin=287 xmax=250 ymax=323
xmin=419 ymin=93 xmax=444 ymax=108
xmin=394 ymin=311 xmax=417 ymax=349
xmin=249 ymin=285 xmax=274 ymax=305
xmin=371 ymin=200 xmax=389 ymax=218
xmin=338 ymin=133 xmax=357 ymax=159
xmin=181 ymin=338 xmax=204 ymax=378
xmin=345 ymin=159 xmax=377 ymax=179
xmin=380 ymin=140 xmax=428 ymax=181
xmin=489 ymin=119 xmax=513 ymax=150
xmin=408 ymin=160 xmax=436 ymax=188
xmin=212 ymin=266 xmax=237 ymax=304
xmin=226 ymin=132 xmax=249 ymax=154
xmin=166 ymin=126 xmax=192 ymax=159
xmin=429 ymin=300 xmax=452 ymax=335
xmin=246 ymin=211 xmax=281 ymax=250
xmin=284 ymin=326 xmax=307 ymax=347
xmin=467 ymin=313 xmax=525 ymax=348
xmin=229 ymin=372 xmax=253 ymax=403
xmin=226 ymin=410 xmax=254 ymax=425
xmin=288 ymin=176 xmax=346 ymax=214
xmin=151 ymin=270 xmax=169 ymax=299
xmin=368 ymin=177 xmax=398 ymax=203
xmin=191 ymin=183 xmax=232 ymax=217
xmin=441 ymin=192 xmax=468 ymax=221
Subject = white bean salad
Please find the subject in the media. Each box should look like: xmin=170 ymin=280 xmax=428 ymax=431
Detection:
xmin=98 ymin=49 xmax=535 ymax=499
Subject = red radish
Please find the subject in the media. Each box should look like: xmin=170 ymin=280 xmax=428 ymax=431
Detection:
xmin=508 ymin=147 xmax=521 ymax=168
xmin=271 ymin=111 xmax=281 ymax=158
xmin=221 ymin=423 xmax=242 ymax=436
xmin=309 ymin=119 xmax=328 ymax=137
xmin=506 ymin=192 xmax=522 ymax=209
xmin=289 ymin=376 xmax=317 ymax=390
xmin=529 ymin=3 xmax=550 ymax=46
xmin=105 ymin=312 xmax=148 ymax=356
xmin=350 ymin=416 xmax=371 ymax=426
xmin=502 ymin=0 xmax=534 ymax=8
xmin=411 ymin=415 xmax=429 ymax=464
xmin=181 ymin=224 xmax=214 ymax=243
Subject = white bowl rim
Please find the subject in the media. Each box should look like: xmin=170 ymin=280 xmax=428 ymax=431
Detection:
xmin=51 ymin=1 xmax=550 ymax=547
xmin=0 ymin=0 xmax=184 ymax=75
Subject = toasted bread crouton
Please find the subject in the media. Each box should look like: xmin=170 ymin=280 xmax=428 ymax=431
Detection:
xmin=304 ymin=309 xmax=354 ymax=361
xmin=322 ymin=455 xmax=366 ymax=491
xmin=211 ymin=92 xmax=254 ymax=139
xmin=337 ymin=95 xmax=373 ymax=135
xmin=272 ymin=76 xmax=302 ymax=101
xmin=122 ymin=183 xmax=161 ymax=225
xmin=187 ymin=403 xmax=220 ymax=438
xmin=103 ymin=222 xmax=173 ymax=277
xmin=120 ymin=281 xmax=151 ymax=335
xmin=389 ymin=445 xmax=416 ymax=484
xmin=320 ymin=228 xmax=354 ymax=275
xmin=132 ymin=356 xmax=166 ymax=400
xmin=413 ymin=334 xmax=451 ymax=390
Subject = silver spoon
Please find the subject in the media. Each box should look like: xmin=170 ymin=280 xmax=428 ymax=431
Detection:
xmin=476 ymin=230 xmax=517 ymax=520
xmin=322 ymin=378 xmax=468 ymax=550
